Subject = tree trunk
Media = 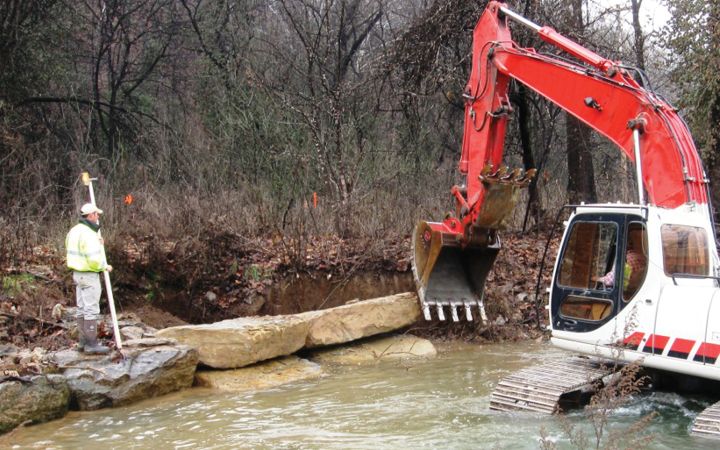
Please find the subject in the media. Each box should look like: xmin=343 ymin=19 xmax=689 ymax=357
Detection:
xmin=630 ymin=0 xmax=645 ymax=71
xmin=513 ymin=84 xmax=540 ymax=232
xmin=564 ymin=0 xmax=597 ymax=204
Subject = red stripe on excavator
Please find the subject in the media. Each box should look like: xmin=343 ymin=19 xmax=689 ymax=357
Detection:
xmin=695 ymin=342 xmax=720 ymax=360
xmin=623 ymin=331 xmax=644 ymax=348
xmin=643 ymin=334 xmax=670 ymax=354
xmin=669 ymin=338 xmax=695 ymax=354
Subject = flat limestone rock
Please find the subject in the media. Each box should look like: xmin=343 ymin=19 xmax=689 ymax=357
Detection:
xmin=308 ymin=334 xmax=437 ymax=365
xmin=156 ymin=315 xmax=311 ymax=369
xmin=194 ymin=355 xmax=322 ymax=392
xmin=301 ymin=292 xmax=421 ymax=348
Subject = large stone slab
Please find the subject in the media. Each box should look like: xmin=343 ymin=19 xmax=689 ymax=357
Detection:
xmin=302 ymin=292 xmax=421 ymax=348
xmin=308 ymin=334 xmax=436 ymax=365
xmin=52 ymin=340 xmax=198 ymax=410
xmin=0 ymin=375 xmax=70 ymax=434
xmin=156 ymin=315 xmax=311 ymax=369
xmin=195 ymin=355 xmax=322 ymax=392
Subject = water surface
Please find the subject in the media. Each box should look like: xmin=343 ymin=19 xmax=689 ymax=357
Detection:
xmin=8 ymin=341 xmax=718 ymax=449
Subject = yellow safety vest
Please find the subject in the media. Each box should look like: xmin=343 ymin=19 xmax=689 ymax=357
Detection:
xmin=65 ymin=222 xmax=107 ymax=272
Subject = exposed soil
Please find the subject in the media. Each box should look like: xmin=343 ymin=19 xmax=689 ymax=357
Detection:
xmin=0 ymin=228 xmax=558 ymax=375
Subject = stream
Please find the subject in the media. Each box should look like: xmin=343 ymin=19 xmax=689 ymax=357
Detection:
xmin=8 ymin=341 xmax=718 ymax=449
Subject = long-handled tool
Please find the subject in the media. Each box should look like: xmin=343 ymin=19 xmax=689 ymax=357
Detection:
xmin=81 ymin=172 xmax=123 ymax=350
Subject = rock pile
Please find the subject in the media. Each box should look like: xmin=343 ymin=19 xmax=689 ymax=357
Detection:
xmin=1 ymin=292 xmax=432 ymax=434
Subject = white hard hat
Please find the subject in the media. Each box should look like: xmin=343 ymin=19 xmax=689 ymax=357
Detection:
xmin=80 ymin=203 xmax=103 ymax=216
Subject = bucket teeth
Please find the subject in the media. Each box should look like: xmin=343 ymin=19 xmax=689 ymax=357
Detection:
xmin=478 ymin=298 xmax=488 ymax=322
xmin=479 ymin=166 xmax=536 ymax=186
xmin=436 ymin=304 xmax=446 ymax=321
xmin=501 ymin=168 xmax=522 ymax=182
xmin=422 ymin=304 xmax=431 ymax=321
xmin=465 ymin=303 xmax=473 ymax=321
xmin=518 ymin=168 xmax=537 ymax=186
xmin=481 ymin=163 xmax=494 ymax=177
xmin=421 ymin=301 xmax=486 ymax=323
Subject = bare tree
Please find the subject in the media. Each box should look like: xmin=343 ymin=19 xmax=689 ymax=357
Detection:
xmin=75 ymin=0 xmax=184 ymax=159
xmin=262 ymin=0 xmax=385 ymax=235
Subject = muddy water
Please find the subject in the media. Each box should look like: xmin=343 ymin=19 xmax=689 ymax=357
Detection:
xmin=8 ymin=341 xmax=718 ymax=449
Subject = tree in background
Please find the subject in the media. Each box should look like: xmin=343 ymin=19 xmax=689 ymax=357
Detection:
xmin=663 ymin=0 xmax=720 ymax=213
xmin=1 ymin=0 xmax=714 ymax=249
xmin=559 ymin=0 xmax=597 ymax=204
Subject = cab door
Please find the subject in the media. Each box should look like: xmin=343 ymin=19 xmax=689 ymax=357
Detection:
xmin=551 ymin=216 xmax=622 ymax=333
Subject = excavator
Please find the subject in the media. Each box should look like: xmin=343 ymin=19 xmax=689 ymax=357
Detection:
xmin=411 ymin=1 xmax=720 ymax=437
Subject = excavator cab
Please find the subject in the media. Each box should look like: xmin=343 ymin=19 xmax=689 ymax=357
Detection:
xmin=550 ymin=208 xmax=649 ymax=333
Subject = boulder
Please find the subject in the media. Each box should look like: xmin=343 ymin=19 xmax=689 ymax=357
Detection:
xmin=301 ymin=292 xmax=421 ymax=348
xmin=0 ymin=374 xmax=70 ymax=434
xmin=195 ymin=355 xmax=322 ymax=392
xmin=116 ymin=312 xmax=158 ymax=340
xmin=51 ymin=339 xmax=198 ymax=411
xmin=120 ymin=326 xmax=146 ymax=341
xmin=308 ymin=334 xmax=436 ymax=365
xmin=156 ymin=315 xmax=311 ymax=369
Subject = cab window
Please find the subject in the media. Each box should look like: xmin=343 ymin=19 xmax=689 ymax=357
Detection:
xmin=558 ymin=221 xmax=617 ymax=290
xmin=559 ymin=295 xmax=613 ymax=321
xmin=661 ymin=225 xmax=708 ymax=276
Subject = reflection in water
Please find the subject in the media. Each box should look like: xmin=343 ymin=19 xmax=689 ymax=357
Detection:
xmin=8 ymin=341 xmax=717 ymax=449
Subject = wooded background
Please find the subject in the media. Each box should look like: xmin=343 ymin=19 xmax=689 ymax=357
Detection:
xmin=1 ymin=0 xmax=718 ymax=264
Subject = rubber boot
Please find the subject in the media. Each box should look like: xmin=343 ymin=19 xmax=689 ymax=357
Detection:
xmin=76 ymin=317 xmax=87 ymax=352
xmin=82 ymin=319 xmax=110 ymax=355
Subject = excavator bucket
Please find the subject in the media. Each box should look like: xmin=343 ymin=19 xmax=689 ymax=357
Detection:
xmin=412 ymin=167 xmax=535 ymax=322
xmin=412 ymin=220 xmax=500 ymax=323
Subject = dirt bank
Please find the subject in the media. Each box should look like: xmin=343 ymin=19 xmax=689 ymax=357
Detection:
xmin=1 ymin=229 xmax=557 ymax=375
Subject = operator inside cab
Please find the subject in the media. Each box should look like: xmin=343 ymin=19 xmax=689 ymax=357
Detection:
xmin=593 ymin=223 xmax=648 ymax=299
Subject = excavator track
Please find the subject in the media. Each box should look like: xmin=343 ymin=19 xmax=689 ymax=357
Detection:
xmin=691 ymin=400 xmax=720 ymax=439
xmin=490 ymin=356 xmax=618 ymax=414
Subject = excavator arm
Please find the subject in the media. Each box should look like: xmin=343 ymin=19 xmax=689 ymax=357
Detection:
xmin=486 ymin=5 xmax=707 ymax=207
xmin=412 ymin=1 xmax=710 ymax=322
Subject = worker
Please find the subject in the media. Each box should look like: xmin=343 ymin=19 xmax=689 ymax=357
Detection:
xmin=65 ymin=203 xmax=112 ymax=354
xmin=594 ymin=226 xmax=647 ymax=296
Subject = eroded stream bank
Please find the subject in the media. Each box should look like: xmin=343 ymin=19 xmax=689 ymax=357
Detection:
xmin=6 ymin=341 xmax=716 ymax=449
